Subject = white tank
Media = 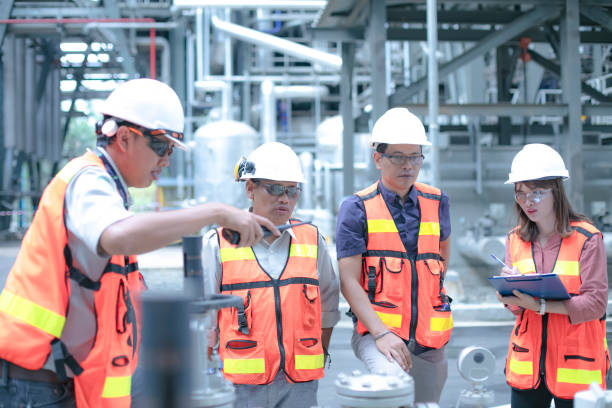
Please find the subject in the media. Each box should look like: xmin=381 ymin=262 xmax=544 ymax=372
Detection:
xmin=193 ymin=120 xmax=259 ymax=210
xmin=316 ymin=115 xmax=369 ymax=165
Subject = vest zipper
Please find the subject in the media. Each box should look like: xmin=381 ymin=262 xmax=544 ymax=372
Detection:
xmin=408 ymin=258 xmax=418 ymax=349
xmin=538 ymin=313 xmax=548 ymax=382
xmin=273 ymin=283 xmax=286 ymax=374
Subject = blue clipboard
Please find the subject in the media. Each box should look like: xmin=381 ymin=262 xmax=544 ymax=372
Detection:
xmin=488 ymin=273 xmax=570 ymax=300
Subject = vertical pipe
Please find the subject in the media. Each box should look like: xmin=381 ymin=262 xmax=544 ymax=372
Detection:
xmin=3 ymin=34 xmax=16 ymax=151
xmin=299 ymin=152 xmax=313 ymax=209
xmin=203 ymin=8 xmax=211 ymax=78
xmin=261 ymin=79 xmax=275 ymax=143
xmin=340 ymin=42 xmax=355 ymax=197
xmin=15 ymin=37 xmax=25 ymax=153
xmin=223 ymin=8 xmax=232 ymax=120
xmin=149 ymin=28 xmax=156 ymax=79
xmin=52 ymin=67 xmax=61 ymax=162
xmin=427 ymin=0 xmax=440 ymax=188
xmin=25 ymin=38 xmax=36 ymax=156
xmin=403 ymin=42 xmax=411 ymax=86
xmin=196 ymin=8 xmax=204 ymax=81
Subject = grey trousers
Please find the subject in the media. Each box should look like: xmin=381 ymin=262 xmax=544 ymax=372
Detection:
xmin=351 ymin=330 xmax=448 ymax=404
xmin=234 ymin=372 xmax=318 ymax=408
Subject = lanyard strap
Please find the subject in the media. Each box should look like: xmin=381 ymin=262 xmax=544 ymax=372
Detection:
xmin=95 ymin=148 xmax=129 ymax=209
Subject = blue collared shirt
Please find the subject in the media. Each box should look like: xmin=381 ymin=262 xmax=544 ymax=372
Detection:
xmin=336 ymin=180 xmax=451 ymax=259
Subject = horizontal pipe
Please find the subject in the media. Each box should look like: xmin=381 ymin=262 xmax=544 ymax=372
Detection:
xmin=211 ymin=16 xmax=341 ymax=71
xmin=403 ymin=103 xmax=612 ymax=117
xmin=173 ymin=0 xmax=326 ymax=9
xmin=273 ymin=85 xmax=329 ymax=99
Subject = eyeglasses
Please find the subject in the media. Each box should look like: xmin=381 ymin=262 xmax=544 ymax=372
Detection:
xmin=514 ymin=189 xmax=552 ymax=204
xmin=256 ymin=181 xmax=302 ymax=198
xmin=127 ymin=127 xmax=174 ymax=157
xmin=380 ymin=153 xmax=424 ymax=166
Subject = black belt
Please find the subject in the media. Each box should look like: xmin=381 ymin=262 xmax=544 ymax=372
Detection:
xmin=1 ymin=360 xmax=72 ymax=385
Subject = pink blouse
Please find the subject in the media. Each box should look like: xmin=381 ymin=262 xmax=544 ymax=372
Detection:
xmin=504 ymin=231 xmax=608 ymax=324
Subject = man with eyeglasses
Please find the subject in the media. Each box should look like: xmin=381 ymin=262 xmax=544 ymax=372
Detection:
xmin=202 ymin=142 xmax=340 ymax=408
xmin=0 ymin=79 xmax=277 ymax=408
xmin=336 ymin=107 xmax=452 ymax=404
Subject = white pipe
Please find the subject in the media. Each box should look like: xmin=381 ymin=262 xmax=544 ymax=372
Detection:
xmin=211 ymin=15 xmax=341 ymax=71
xmin=273 ymin=85 xmax=328 ymax=99
xmin=83 ymin=22 xmax=177 ymax=31
xmin=261 ymin=80 xmax=276 ymax=143
xmin=196 ymin=8 xmax=204 ymax=81
xmin=135 ymin=37 xmax=170 ymax=85
xmin=173 ymin=0 xmax=326 ymax=9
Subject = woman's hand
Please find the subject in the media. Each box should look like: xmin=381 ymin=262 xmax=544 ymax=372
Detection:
xmin=498 ymin=290 xmax=540 ymax=312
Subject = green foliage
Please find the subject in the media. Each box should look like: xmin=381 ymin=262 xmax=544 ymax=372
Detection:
xmin=63 ymin=117 xmax=96 ymax=159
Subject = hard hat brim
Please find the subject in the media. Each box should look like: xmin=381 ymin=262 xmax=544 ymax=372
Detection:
xmin=505 ymin=174 xmax=569 ymax=184
xmin=369 ymin=140 xmax=432 ymax=149
xmin=162 ymin=134 xmax=190 ymax=151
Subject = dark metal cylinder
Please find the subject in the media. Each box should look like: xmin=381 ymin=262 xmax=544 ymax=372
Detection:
xmin=183 ymin=235 xmax=205 ymax=298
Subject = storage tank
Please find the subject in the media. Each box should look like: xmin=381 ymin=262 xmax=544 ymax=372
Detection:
xmin=193 ymin=120 xmax=259 ymax=210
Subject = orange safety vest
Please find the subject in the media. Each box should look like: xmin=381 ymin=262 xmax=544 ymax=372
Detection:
xmin=355 ymin=181 xmax=453 ymax=349
xmin=505 ymin=221 xmax=609 ymax=399
xmin=217 ymin=219 xmax=324 ymax=385
xmin=0 ymin=151 xmax=145 ymax=407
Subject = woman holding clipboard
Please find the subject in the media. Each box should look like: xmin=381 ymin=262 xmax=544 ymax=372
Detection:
xmin=496 ymin=143 xmax=608 ymax=408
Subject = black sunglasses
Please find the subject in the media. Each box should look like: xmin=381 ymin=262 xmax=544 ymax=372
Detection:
xmin=127 ymin=127 xmax=174 ymax=157
xmin=255 ymin=181 xmax=302 ymax=198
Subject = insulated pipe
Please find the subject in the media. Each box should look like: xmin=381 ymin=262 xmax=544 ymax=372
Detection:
xmin=0 ymin=18 xmax=159 ymax=79
xmin=211 ymin=15 xmax=341 ymax=71
xmin=136 ymin=36 xmax=170 ymax=84
xmin=173 ymin=0 xmax=326 ymax=9
xmin=427 ymin=0 xmax=440 ymax=188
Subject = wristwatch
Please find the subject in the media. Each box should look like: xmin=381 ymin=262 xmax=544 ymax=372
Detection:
xmin=537 ymin=298 xmax=546 ymax=315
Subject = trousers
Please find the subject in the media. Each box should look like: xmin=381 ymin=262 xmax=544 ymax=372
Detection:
xmin=351 ymin=329 xmax=448 ymax=403
xmin=233 ymin=372 xmax=318 ymax=408
xmin=0 ymin=378 xmax=75 ymax=408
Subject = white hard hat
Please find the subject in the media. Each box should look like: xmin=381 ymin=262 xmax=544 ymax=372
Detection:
xmin=235 ymin=142 xmax=306 ymax=183
xmin=369 ymin=107 xmax=431 ymax=148
xmin=505 ymin=143 xmax=569 ymax=184
xmin=99 ymin=78 xmax=188 ymax=150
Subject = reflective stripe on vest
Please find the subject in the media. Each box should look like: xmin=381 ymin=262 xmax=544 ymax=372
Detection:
xmin=102 ymin=375 xmax=132 ymax=398
xmin=0 ymin=290 xmax=65 ymax=338
xmin=505 ymin=221 xmax=607 ymax=399
xmin=218 ymin=221 xmax=323 ymax=384
xmin=355 ymin=181 xmax=452 ymax=349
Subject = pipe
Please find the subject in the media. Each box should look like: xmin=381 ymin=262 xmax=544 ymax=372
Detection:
xmin=173 ymin=0 xmax=326 ymax=9
xmin=211 ymin=15 xmax=341 ymax=71
xmin=194 ymin=80 xmax=231 ymax=120
xmin=136 ymin=36 xmax=170 ymax=84
xmin=261 ymin=80 xmax=276 ymax=143
xmin=0 ymin=18 xmax=158 ymax=79
xmin=196 ymin=8 xmax=205 ymax=81
xmin=273 ymin=85 xmax=329 ymax=99
xmin=427 ymin=0 xmax=440 ymax=188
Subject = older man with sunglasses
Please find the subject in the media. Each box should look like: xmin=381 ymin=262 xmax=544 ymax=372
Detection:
xmin=336 ymin=108 xmax=452 ymax=404
xmin=202 ymin=142 xmax=340 ymax=408
xmin=0 ymin=79 xmax=277 ymax=408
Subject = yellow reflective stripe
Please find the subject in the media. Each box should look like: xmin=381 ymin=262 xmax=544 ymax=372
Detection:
xmin=552 ymin=260 xmax=579 ymax=276
xmin=509 ymin=357 xmax=533 ymax=375
xmin=367 ymin=219 xmax=398 ymax=233
xmin=295 ymin=354 xmax=324 ymax=370
xmin=101 ymin=376 xmax=131 ymax=398
xmin=0 ymin=290 xmax=64 ymax=338
xmin=431 ymin=314 xmax=453 ymax=332
xmin=375 ymin=311 xmax=402 ymax=328
xmin=418 ymin=222 xmax=440 ymax=236
xmin=513 ymin=259 xmax=535 ymax=274
xmin=289 ymin=244 xmax=317 ymax=258
xmin=557 ymin=368 xmax=602 ymax=385
xmin=220 ymin=247 xmax=255 ymax=262
xmin=224 ymin=358 xmax=265 ymax=374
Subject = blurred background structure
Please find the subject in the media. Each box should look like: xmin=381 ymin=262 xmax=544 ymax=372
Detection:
xmin=1 ymin=2 xmax=612 ymax=405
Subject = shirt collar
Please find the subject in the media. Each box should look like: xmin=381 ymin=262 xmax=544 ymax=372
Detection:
xmin=93 ymin=147 xmax=133 ymax=207
xmin=378 ymin=179 xmax=417 ymax=207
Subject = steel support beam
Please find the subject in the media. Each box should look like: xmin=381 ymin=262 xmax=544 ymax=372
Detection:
xmin=560 ymin=0 xmax=583 ymax=211
xmin=101 ymin=0 xmax=137 ymax=77
xmin=366 ymin=0 xmax=387 ymax=178
xmin=527 ymin=49 xmax=612 ymax=103
xmin=0 ymin=0 xmax=14 ymax=48
xmin=390 ymin=6 xmax=560 ymax=104
xmin=496 ymin=46 xmax=520 ymax=145
xmin=427 ymin=0 xmax=440 ymax=188
xmin=341 ymin=42 xmax=355 ymax=197
xmin=580 ymin=6 xmax=612 ymax=33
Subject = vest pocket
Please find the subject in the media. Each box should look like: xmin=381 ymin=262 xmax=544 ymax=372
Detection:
xmin=302 ymin=284 xmax=319 ymax=328
xmin=222 ymin=337 xmax=267 ymax=384
xmin=555 ymin=344 xmax=603 ymax=386
xmin=290 ymin=331 xmax=324 ymax=382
